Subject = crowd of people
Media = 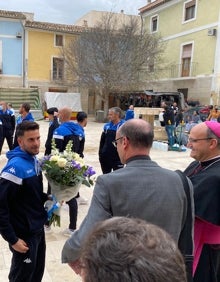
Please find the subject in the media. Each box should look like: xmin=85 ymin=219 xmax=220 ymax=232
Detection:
xmin=0 ymin=101 xmax=220 ymax=282
xmin=159 ymin=102 xmax=220 ymax=149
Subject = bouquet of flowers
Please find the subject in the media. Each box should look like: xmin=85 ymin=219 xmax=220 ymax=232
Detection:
xmin=40 ymin=139 xmax=96 ymax=226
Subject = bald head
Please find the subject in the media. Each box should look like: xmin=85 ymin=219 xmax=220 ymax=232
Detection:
xmin=118 ymin=119 xmax=154 ymax=149
xmin=190 ymin=122 xmax=207 ymax=136
xmin=0 ymin=101 xmax=7 ymax=110
xmin=58 ymin=107 xmax=72 ymax=122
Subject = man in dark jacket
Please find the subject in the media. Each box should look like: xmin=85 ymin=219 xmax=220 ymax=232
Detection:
xmin=44 ymin=107 xmax=60 ymax=231
xmin=184 ymin=121 xmax=220 ymax=282
xmin=0 ymin=101 xmax=15 ymax=154
xmin=53 ymin=107 xmax=79 ymax=153
xmin=99 ymin=107 xmax=125 ymax=173
xmin=45 ymin=107 xmax=59 ymax=156
xmin=53 ymin=107 xmax=81 ymax=236
xmin=0 ymin=121 xmax=48 ymax=281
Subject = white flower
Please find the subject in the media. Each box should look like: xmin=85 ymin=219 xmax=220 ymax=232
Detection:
xmin=40 ymin=139 xmax=95 ymax=188
xmin=57 ymin=157 xmax=67 ymax=168
xmin=51 ymin=148 xmax=59 ymax=155
xmin=50 ymin=155 xmax=60 ymax=162
xmin=72 ymin=153 xmax=85 ymax=165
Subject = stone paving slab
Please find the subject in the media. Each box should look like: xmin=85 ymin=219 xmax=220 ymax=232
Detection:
xmin=0 ymin=117 xmax=193 ymax=281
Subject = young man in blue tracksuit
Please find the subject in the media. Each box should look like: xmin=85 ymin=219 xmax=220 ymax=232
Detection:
xmin=53 ymin=107 xmax=81 ymax=236
xmin=0 ymin=121 xmax=48 ymax=282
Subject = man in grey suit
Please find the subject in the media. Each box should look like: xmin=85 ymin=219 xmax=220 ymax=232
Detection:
xmin=62 ymin=119 xmax=193 ymax=275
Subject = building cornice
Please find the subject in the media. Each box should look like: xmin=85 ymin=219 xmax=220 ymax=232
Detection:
xmin=139 ymin=0 xmax=172 ymax=14
xmin=0 ymin=9 xmax=26 ymax=20
xmin=25 ymin=20 xmax=86 ymax=34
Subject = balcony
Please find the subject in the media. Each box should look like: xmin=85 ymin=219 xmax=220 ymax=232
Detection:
xmin=169 ymin=62 xmax=198 ymax=79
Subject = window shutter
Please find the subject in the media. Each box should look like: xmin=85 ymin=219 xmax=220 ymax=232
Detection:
xmin=185 ymin=0 xmax=195 ymax=9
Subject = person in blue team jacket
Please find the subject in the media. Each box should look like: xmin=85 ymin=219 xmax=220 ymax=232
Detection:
xmin=52 ymin=107 xmax=82 ymax=236
xmin=0 ymin=121 xmax=48 ymax=282
xmin=0 ymin=101 xmax=15 ymax=154
xmin=125 ymin=105 xmax=134 ymax=121
xmin=13 ymin=103 xmax=34 ymax=148
xmin=99 ymin=107 xmax=125 ymax=174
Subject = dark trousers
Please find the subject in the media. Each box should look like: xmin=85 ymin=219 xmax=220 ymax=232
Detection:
xmin=9 ymin=229 xmax=46 ymax=282
xmin=66 ymin=197 xmax=78 ymax=230
xmin=100 ymin=159 xmax=124 ymax=174
xmin=0 ymin=129 xmax=14 ymax=153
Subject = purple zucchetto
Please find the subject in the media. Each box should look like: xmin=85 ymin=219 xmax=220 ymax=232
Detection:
xmin=205 ymin=121 xmax=220 ymax=138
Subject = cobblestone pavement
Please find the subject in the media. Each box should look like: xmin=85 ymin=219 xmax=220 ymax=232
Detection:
xmin=0 ymin=117 xmax=193 ymax=281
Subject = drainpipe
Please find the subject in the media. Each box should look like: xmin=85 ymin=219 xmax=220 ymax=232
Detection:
xmin=20 ymin=19 xmax=26 ymax=88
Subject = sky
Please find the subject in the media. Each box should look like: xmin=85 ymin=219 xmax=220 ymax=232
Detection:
xmin=0 ymin=0 xmax=147 ymax=25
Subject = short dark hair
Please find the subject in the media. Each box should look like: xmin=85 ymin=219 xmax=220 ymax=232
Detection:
xmin=47 ymin=107 xmax=58 ymax=115
xmin=76 ymin=111 xmax=87 ymax=122
xmin=16 ymin=121 xmax=39 ymax=137
xmin=119 ymin=119 xmax=154 ymax=148
xmin=81 ymin=217 xmax=187 ymax=282
xmin=22 ymin=103 xmax=31 ymax=112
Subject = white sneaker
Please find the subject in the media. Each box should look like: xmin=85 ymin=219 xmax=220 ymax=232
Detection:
xmin=77 ymin=196 xmax=88 ymax=205
xmin=63 ymin=228 xmax=74 ymax=237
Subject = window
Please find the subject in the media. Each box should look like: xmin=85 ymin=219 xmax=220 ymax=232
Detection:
xmin=184 ymin=0 xmax=196 ymax=21
xmin=181 ymin=44 xmax=192 ymax=77
xmin=53 ymin=58 xmax=64 ymax=80
xmin=151 ymin=15 xmax=158 ymax=32
xmin=55 ymin=34 xmax=63 ymax=46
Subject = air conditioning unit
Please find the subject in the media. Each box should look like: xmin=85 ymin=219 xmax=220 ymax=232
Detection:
xmin=16 ymin=32 xmax=22 ymax=38
xmin=208 ymin=28 xmax=216 ymax=36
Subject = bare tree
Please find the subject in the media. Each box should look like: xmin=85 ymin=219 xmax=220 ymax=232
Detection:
xmin=62 ymin=12 xmax=164 ymax=112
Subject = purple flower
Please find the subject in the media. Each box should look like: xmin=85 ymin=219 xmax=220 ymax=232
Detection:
xmin=84 ymin=166 xmax=96 ymax=177
xmin=71 ymin=160 xmax=82 ymax=170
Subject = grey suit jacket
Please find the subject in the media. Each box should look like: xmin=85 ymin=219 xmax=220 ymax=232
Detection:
xmin=62 ymin=156 xmax=193 ymax=263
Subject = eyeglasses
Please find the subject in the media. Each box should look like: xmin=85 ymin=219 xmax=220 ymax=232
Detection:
xmin=112 ymin=136 xmax=123 ymax=147
xmin=188 ymin=137 xmax=212 ymax=143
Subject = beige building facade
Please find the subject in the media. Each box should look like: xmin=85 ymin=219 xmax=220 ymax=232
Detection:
xmin=139 ymin=0 xmax=220 ymax=106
